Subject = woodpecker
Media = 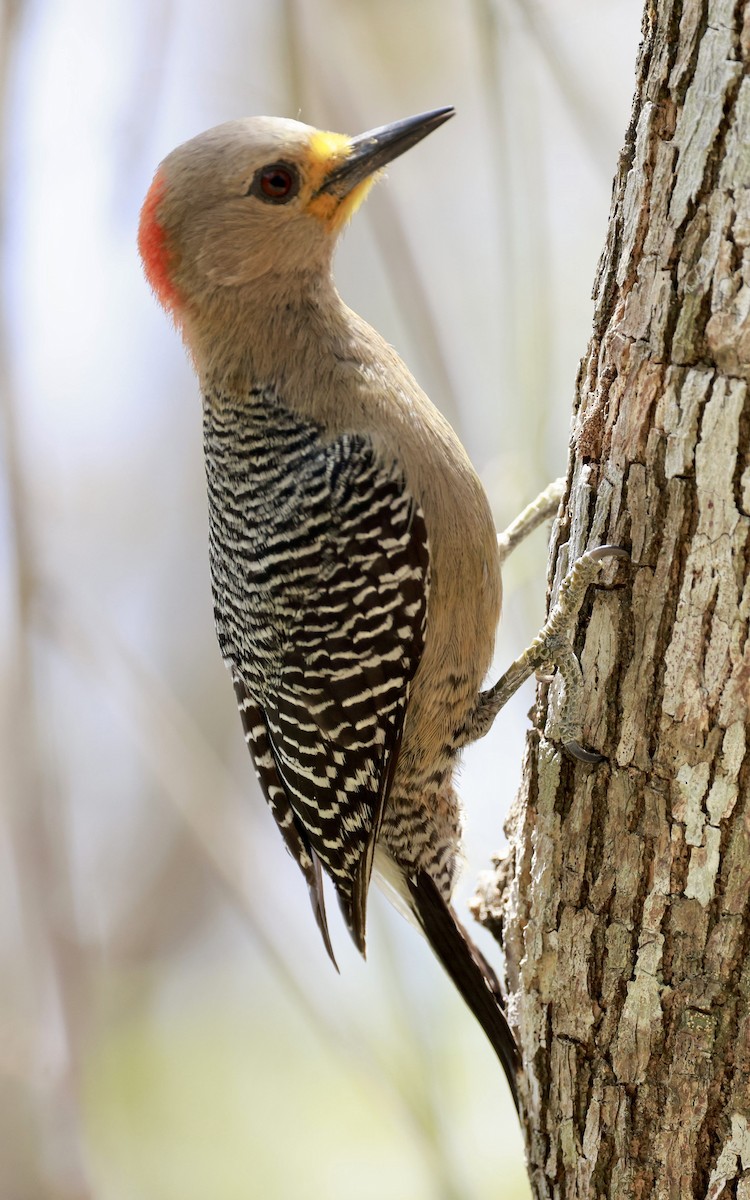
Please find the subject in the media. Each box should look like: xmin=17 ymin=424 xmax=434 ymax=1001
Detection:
xmin=139 ymin=107 xmax=614 ymax=1109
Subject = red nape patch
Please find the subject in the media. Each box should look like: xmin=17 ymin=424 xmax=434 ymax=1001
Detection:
xmin=138 ymin=170 xmax=182 ymax=317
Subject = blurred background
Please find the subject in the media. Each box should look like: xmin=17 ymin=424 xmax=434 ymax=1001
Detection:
xmin=0 ymin=1 xmax=641 ymax=1197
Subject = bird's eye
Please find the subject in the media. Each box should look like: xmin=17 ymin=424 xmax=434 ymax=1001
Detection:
xmin=250 ymin=163 xmax=300 ymax=204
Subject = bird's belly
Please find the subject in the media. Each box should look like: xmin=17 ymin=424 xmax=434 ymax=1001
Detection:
xmin=382 ymin=493 xmax=502 ymax=894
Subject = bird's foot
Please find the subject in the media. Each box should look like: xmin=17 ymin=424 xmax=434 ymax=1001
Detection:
xmin=496 ymin=478 xmax=565 ymax=565
xmin=538 ymin=546 xmax=629 ymax=760
xmin=466 ymin=545 xmax=629 ymax=756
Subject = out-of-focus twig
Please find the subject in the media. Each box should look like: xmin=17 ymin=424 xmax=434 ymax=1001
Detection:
xmin=470 ymin=0 xmax=520 ymax=426
xmin=471 ymin=0 xmax=553 ymax=466
xmin=114 ymin=0 xmax=174 ymax=202
xmin=0 ymin=3 xmax=95 ymax=1195
xmin=372 ymin=907 xmax=475 ymax=1200
xmin=282 ymin=0 xmax=306 ymax=118
xmin=283 ymin=0 xmax=464 ymax=437
xmin=506 ymin=0 xmax=618 ymax=172
xmin=47 ymin=588 xmax=475 ymax=1200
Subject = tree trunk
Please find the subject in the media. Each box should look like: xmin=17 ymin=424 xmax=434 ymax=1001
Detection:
xmin=475 ymin=2 xmax=750 ymax=1196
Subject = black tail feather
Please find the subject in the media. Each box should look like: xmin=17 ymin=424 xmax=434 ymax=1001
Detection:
xmin=407 ymin=871 xmax=520 ymax=1111
xmin=308 ymin=850 xmax=339 ymax=971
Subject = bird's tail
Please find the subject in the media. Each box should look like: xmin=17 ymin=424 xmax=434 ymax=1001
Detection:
xmin=407 ymin=870 xmax=520 ymax=1111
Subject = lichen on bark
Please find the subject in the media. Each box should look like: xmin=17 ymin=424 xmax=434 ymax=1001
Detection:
xmin=474 ymin=2 xmax=750 ymax=1196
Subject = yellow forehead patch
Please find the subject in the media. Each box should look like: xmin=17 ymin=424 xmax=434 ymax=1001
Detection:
xmin=305 ymin=128 xmax=378 ymax=231
xmin=307 ymin=130 xmax=352 ymax=189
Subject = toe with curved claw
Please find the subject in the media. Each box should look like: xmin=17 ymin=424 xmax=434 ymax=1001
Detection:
xmin=463 ymin=543 xmax=630 ymax=751
xmin=564 ymin=740 xmax=606 ymax=764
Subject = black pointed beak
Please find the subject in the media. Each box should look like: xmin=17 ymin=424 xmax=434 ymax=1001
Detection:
xmin=319 ymin=106 xmax=455 ymax=197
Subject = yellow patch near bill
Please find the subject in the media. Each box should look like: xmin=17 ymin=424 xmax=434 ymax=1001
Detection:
xmin=305 ymin=128 xmax=379 ymax=231
xmin=307 ymin=130 xmax=352 ymax=190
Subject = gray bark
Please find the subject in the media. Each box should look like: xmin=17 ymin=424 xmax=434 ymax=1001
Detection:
xmin=474 ymin=2 xmax=750 ymax=1196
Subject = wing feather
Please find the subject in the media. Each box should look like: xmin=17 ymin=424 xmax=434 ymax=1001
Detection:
xmin=232 ymin=675 xmax=337 ymax=967
xmin=205 ymin=393 xmax=429 ymax=955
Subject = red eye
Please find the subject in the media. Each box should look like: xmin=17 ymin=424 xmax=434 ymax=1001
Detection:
xmin=261 ymin=168 xmax=292 ymax=197
xmin=254 ymin=163 xmax=299 ymax=203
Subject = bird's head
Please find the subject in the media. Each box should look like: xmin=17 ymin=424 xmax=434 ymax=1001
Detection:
xmin=138 ymin=108 xmax=454 ymax=328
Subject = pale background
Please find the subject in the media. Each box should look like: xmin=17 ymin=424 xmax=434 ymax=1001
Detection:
xmin=1 ymin=2 xmax=641 ymax=1197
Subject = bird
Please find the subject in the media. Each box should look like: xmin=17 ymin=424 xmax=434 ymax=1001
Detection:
xmin=139 ymin=106 xmax=526 ymax=1102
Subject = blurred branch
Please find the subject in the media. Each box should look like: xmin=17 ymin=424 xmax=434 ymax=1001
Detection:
xmin=471 ymin=0 xmax=553 ymax=464
xmin=503 ymin=0 xmax=618 ymax=172
xmin=0 ymin=8 xmax=29 ymax=623
xmin=284 ymin=0 xmax=464 ymax=436
xmin=49 ymin=592 xmax=467 ymax=1200
xmin=470 ymin=0 xmax=519 ymax=422
xmin=115 ymin=0 xmax=175 ymax=200
xmin=282 ymin=0 xmax=305 ymax=117
xmin=0 ymin=3 xmax=95 ymax=1196
xmin=372 ymin=907 xmax=473 ymax=1200
xmin=361 ymin=181 xmax=465 ymax=435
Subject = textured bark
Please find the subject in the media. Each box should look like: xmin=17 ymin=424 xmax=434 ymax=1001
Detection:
xmin=474 ymin=2 xmax=750 ymax=1197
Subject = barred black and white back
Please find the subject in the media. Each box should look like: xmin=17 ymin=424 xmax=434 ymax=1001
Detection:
xmin=203 ymin=385 xmax=429 ymax=952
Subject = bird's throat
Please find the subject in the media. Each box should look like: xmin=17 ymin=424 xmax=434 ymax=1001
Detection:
xmin=191 ymin=272 xmax=347 ymax=398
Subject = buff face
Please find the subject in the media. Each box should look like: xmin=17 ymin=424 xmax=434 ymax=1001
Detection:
xmin=138 ymin=112 xmax=449 ymax=319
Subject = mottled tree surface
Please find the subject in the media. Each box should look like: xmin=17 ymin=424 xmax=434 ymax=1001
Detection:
xmin=474 ymin=2 xmax=750 ymax=1197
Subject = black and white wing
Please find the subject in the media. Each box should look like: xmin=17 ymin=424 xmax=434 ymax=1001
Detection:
xmin=232 ymin=675 xmax=337 ymax=965
xmin=204 ymin=392 xmax=429 ymax=955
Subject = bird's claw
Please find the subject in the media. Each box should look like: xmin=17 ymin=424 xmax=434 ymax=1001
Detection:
xmin=586 ymin=544 xmax=630 ymax=565
xmin=539 ymin=544 xmax=629 ymax=760
xmin=564 ymin=739 xmax=606 ymax=764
